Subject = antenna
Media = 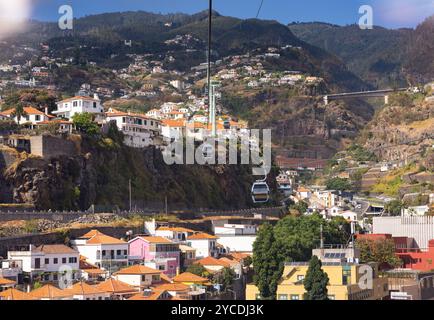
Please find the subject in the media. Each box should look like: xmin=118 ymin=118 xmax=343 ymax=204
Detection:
xmin=320 ymin=223 xmax=324 ymax=249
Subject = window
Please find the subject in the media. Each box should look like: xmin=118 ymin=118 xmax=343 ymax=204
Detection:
xmin=53 ymin=258 xmax=58 ymax=264
xmin=297 ymin=275 xmax=305 ymax=281
xmin=290 ymin=295 xmax=300 ymax=300
xmin=342 ymin=266 xmax=351 ymax=285
xmin=124 ymin=250 xmax=127 ymax=256
xmin=53 ymin=274 xmax=58 ymax=281
xmin=35 ymin=115 xmax=41 ymax=121
xmin=68 ymin=257 xmax=76 ymax=263
xmin=158 ymin=265 xmax=165 ymax=271
xmin=44 ymin=274 xmax=49 ymax=281
xmin=278 ymin=294 xmax=288 ymax=300
xmin=62 ymin=258 xmax=66 ymax=264
xmin=73 ymin=101 xmax=78 ymax=107
xmin=45 ymin=258 xmax=49 ymax=265
xmin=122 ymin=117 xmax=126 ymax=123
xmin=141 ymin=275 xmax=146 ymax=282
xmin=35 ymin=258 xmax=40 ymax=269
xmin=152 ymin=275 xmax=160 ymax=282
xmin=102 ymin=250 xmax=106 ymax=256
xmin=93 ymin=102 xmax=97 ymax=108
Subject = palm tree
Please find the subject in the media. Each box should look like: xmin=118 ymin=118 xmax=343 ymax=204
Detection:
xmin=11 ymin=102 xmax=27 ymax=123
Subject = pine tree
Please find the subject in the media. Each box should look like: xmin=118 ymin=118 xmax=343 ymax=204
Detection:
xmin=253 ymin=223 xmax=284 ymax=300
xmin=303 ymin=255 xmax=329 ymax=300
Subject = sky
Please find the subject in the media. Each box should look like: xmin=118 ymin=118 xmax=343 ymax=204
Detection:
xmin=4 ymin=0 xmax=434 ymax=29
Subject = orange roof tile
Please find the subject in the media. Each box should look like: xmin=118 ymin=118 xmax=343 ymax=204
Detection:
xmin=79 ymin=229 xmax=104 ymax=239
xmin=86 ymin=234 xmax=127 ymax=245
xmin=137 ymin=236 xmax=174 ymax=244
xmin=161 ymin=119 xmax=186 ymax=127
xmin=157 ymin=226 xmax=195 ymax=233
xmin=127 ymin=290 xmax=166 ymax=300
xmin=60 ymin=96 xmax=99 ymax=103
xmin=34 ymin=244 xmax=78 ymax=254
xmin=64 ymin=281 xmax=106 ymax=296
xmin=0 ymin=277 xmax=16 ymax=286
xmin=187 ymin=232 xmax=218 ymax=240
xmin=114 ymin=265 xmax=161 ymax=275
xmin=195 ymin=257 xmax=231 ymax=267
xmin=96 ymin=278 xmax=137 ymax=294
xmin=172 ymin=272 xmax=208 ymax=283
xmin=30 ymin=284 xmax=73 ymax=299
xmin=153 ymin=283 xmax=189 ymax=292
xmin=2 ymin=106 xmax=46 ymax=116
xmin=0 ymin=288 xmax=36 ymax=300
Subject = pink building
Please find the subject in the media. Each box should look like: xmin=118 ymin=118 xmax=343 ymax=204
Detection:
xmin=128 ymin=236 xmax=180 ymax=277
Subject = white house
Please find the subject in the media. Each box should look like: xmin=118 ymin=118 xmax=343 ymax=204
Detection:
xmin=146 ymin=108 xmax=163 ymax=120
xmin=160 ymin=119 xmax=185 ymax=142
xmin=7 ymin=244 xmax=80 ymax=282
xmin=214 ymin=224 xmax=257 ymax=253
xmin=402 ymin=205 xmax=430 ymax=216
xmin=65 ymin=281 xmax=110 ymax=300
xmin=186 ymin=232 xmax=218 ymax=258
xmin=1 ymin=106 xmax=50 ymax=126
xmin=53 ymin=95 xmax=104 ymax=120
xmin=160 ymin=102 xmax=181 ymax=114
xmin=105 ymin=108 xmax=161 ymax=148
xmin=155 ymin=226 xmax=195 ymax=242
xmin=113 ymin=265 xmax=162 ymax=290
xmin=70 ymin=230 xmax=128 ymax=273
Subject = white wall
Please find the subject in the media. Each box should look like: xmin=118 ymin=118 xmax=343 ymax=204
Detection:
xmin=217 ymin=236 xmax=256 ymax=253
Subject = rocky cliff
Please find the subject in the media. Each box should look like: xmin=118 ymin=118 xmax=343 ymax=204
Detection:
xmin=1 ymin=135 xmax=272 ymax=211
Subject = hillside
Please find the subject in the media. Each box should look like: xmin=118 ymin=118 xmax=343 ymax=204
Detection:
xmin=288 ymin=22 xmax=412 ymax=88
xmin=0 ymin=134 xmax=277 ymax=211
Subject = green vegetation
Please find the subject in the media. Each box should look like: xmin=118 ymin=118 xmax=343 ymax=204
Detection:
xmin=347 ymin=144 xmax=377 ymax=162
xmin=72 ymin=113 xmax=100 ymax=136
xmin=356 ymin=238 xmax=401 ymax=267
xmin=186 ymin=264 xmax=210 ymax=278
xmin=384 ymin=200 xmax=403 ymax=216
xmin=253 ymin=215 xmax=349 ymax=299
xmin=213 ymin=267 xmax=236 ymax=291
xmin=325 ymin=177 xmax=352 ymax=192
xmin=303 ymin=255 xmax=329 ymax=300
xmin=252 ymin=223 xmax=284 ymax=300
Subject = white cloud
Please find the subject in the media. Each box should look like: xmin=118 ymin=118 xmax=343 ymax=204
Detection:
xmin=0 ymin=0 xmax=31 ymax=39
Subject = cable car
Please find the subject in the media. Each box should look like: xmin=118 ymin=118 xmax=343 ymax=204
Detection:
xmin=251 ymin=181 xmax=270 ymax=204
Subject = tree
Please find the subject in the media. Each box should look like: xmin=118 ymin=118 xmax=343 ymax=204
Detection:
xmin=303 ymin=256 xmax=329 ymax=300
xmin=213 ymin=267 xmax=236 ymax=291
xmin=252 ymin=223 xmax=284 ymax=300
xmin=11 ymin=102 xmax=27 ymax=123
xmin=186 ymin=264 xmax=209 ymax=278
xmin=325 ymin=177 xmax=352 ymax=192
xmin=273 ymin=214 xmax=349 ymax=262
xmin=356 ymin=238 xmax=401 ymax=268
xmin=243 ymin=256 xmax=253 ymax=268
xmin=384 ymin=200 xmax=403 ymax=216
xmin=72 ymin=112 xmax=100 ymax=135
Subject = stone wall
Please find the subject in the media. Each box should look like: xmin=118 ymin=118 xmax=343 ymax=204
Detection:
xmin=30 ymin=135 xmax=77 ymax=159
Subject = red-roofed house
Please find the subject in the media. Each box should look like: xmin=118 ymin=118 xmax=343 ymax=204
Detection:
xmin=187 ymin=233 xmax=219 ymax=258
xmin=1 ymin=106 xmax=50 ymax=125
xmin=128 ymin=236 xmax=180 ymax=277
xmin=53 ymin=95 xmax=104 ymax=120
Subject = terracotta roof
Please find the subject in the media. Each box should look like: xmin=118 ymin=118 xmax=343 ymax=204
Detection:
xmin=0 ymin=277 xmax=16 ymax=286
xmin=96 ymin=278 xmax=137 ymax=294
xmin=81 ymin=268 xmax=107 ymax=275
xmin=136 ymin=236 xmax=174 ymax=244
xmin=36 ymin=120 xmax=72 ymax=125
xmin=33 ymin=244 xmax=78 ymax=255
xmin=79 ymin=229 xmax=104 ymax=239
xmin=161 ymin=119 xmax=186 ymax=127
xmin=127 ymin=290 xmax=166 ymax=300
xmin=86 ymin=234 xmax=127 ymax=245
xmin=2 ymin=106 xmax=46 ymax=116
xmin=297 ymin=187 xmax=311 ymax=193
xmin=30 ymin=284 xmax=72 ymax=299
xmin=153 ymin=283 xmax=189 ymax=292
xmin=64 ymin=281 xmax=106 ymax=296
xmin=157 ymin=226 xmax=195 ymax=233
xmin=114 ymin=265 xmax=161 ymax=275
xmin=59 ymin=96 xmax=99 ymax=103
xmin=187 ymin=232 xmax=218 ymax=240
xmin=227 ymin=252 xmax=251 ymax=262
xmin=195 ymin=256 xmax=231 ymax=267
xmin=172 ymin=272 xmax=208 ymax=283
xmin=0 ymin=288 xmax=36 ymax=300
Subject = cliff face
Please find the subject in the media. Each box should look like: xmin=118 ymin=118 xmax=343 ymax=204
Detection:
xmin=361 ymin=98 xmax=434 ymax=165
xmin=1 ymin=136 xmax=267 ymax=211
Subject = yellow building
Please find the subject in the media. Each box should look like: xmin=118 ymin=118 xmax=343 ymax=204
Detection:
xmin=246 ymin=262 xmax=389 ymax=300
